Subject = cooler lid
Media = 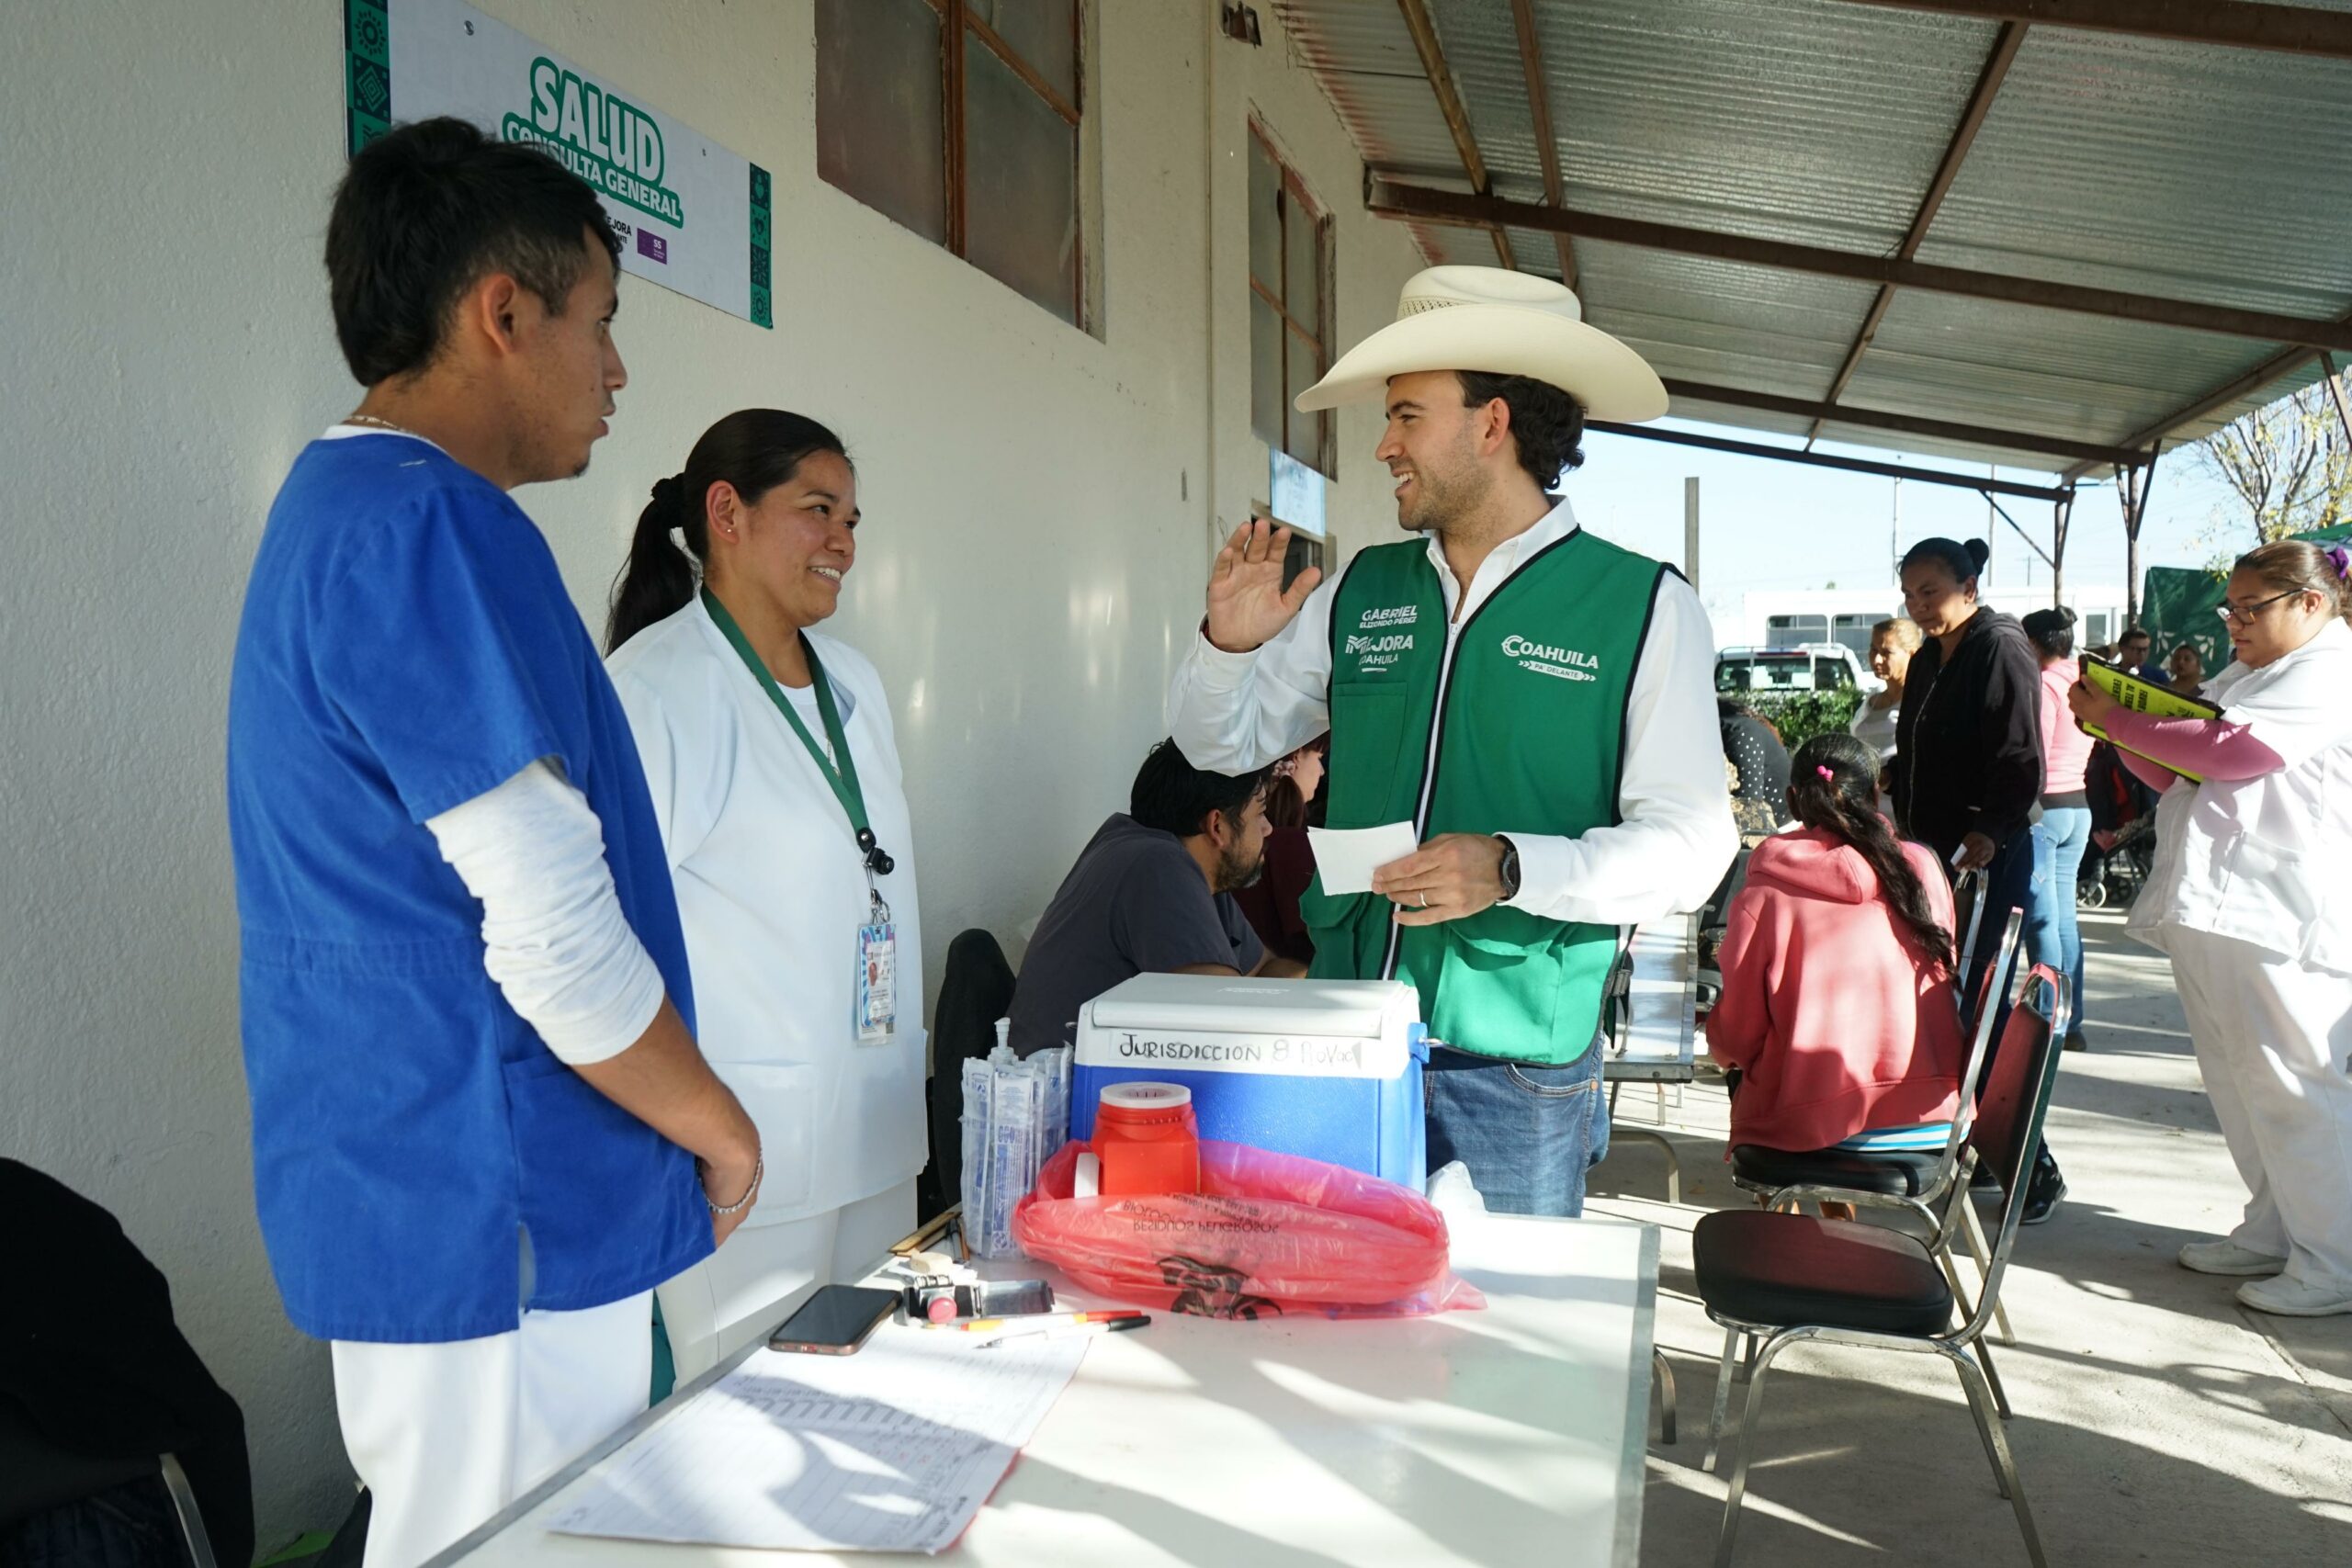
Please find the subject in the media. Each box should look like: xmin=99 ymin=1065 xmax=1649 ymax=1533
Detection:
xmin=1080 ymin=974 xmax=1419 ymax=1037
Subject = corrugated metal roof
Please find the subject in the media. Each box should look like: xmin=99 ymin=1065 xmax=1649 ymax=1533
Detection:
xmin=1922 ymin=28 xmax=2352 ymax=316
xmin=1271 ymin=0 xmax=2352 ymax=479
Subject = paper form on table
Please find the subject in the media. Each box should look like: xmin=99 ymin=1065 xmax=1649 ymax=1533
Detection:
xmin=545 ymin=1328 xmax=1087 ymax=1553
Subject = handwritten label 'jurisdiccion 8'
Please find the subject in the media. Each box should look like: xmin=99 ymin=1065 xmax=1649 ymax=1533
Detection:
xmin=1105 ymin=1031 xmax=1405 ymax=1080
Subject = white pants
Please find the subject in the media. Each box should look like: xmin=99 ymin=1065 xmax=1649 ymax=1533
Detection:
xmin=2169 ymin=927 xmax=2352 ymax=1292
xmin=331 ymin=1291 xmax=650 ymax=1568
xmin=658 ymin=1178 xmax=917 ymax=1383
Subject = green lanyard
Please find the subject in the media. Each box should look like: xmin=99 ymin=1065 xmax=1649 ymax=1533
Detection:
xmin=700 ymin=588 xmax=894 ymax=877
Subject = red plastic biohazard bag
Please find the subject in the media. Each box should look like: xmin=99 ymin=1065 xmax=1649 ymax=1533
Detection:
xmin=1010 ymin=1140 xmax=1484 ymax=1320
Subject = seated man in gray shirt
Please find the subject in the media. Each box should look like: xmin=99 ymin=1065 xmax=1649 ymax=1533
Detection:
xmin=1010 ymin=739 xmax=1308 ymax=1056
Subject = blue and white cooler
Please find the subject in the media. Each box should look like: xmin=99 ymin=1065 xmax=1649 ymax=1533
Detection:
xmin=1070 ymin=974 xmax=1427 ymax=1189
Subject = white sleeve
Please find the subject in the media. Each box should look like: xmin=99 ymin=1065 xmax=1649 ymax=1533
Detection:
xmin=1505 ymin=572 xmax=1739 ymax=927
xmin=1164 ymin=568 xmax=1341 ymax=773
xmin=424 ymin=759 xmax=668 ymax=1066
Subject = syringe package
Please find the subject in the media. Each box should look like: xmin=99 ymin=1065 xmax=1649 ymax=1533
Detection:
xmin=958 ymin=1028 xmax=1071 ymax=1259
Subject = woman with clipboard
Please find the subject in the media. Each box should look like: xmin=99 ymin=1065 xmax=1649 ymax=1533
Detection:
xmin=2069 ymin=540 xmax=2352 ymax=1318
xmin=605 ymin=412 xmax=927 ymax=1377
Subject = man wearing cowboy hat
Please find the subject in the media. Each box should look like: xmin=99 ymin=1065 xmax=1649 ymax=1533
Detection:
xmin=1168 ymin=265 xmax=1736 ymax=1216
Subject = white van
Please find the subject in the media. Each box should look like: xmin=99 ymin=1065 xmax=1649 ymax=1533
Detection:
xmin=1714 ymin=643 xmax=1883 ymax=695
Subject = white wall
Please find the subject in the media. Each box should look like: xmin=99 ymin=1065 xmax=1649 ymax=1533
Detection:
xmin=0 ymin=0 xmax=1423 ymax=1546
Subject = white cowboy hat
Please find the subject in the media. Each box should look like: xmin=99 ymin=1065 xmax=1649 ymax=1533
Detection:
xmin=1295 ymin=265 xmax=1668 ymax=422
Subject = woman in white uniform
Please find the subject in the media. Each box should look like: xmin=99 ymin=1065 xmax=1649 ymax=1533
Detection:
xmin=2069 ymin=538 xmax=2352 ymax=1317
xmin=605 ymin=410 xmax=925 ymax=1377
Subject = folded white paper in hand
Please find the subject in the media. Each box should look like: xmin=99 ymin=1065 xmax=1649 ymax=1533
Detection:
xmin=1307 ymin=821 xmax=1420 ymax=896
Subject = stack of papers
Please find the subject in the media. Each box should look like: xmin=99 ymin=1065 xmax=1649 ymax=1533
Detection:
xmin=547 ymin=1329 xmax=1087 ymax=1554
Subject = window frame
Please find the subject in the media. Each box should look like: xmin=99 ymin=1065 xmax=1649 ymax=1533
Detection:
xmin=1247 ymin=122 xmax=1335 ymax=479
xmin=820 ymin=0 xmax=1089 ymax=328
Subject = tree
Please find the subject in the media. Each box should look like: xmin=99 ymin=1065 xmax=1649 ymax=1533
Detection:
xmin=2191 ymin=379 xmax=2352 ymax=554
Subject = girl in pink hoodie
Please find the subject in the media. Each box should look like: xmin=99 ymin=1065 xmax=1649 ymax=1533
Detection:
xmin=1709 ymin=732 xmax=1966 ymax=1156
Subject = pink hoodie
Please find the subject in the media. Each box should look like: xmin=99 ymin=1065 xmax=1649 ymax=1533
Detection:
xmin=1708 ymin=828 xmax=1966 ymax=1153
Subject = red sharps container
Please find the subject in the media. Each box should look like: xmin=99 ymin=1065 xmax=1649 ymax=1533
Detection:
xmin=1089 ymin=1083 xmax=1201 ymax=1197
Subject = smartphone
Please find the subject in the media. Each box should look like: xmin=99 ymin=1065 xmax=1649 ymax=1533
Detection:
xmin=768 ymin=1284 xmax=900 ymax=1355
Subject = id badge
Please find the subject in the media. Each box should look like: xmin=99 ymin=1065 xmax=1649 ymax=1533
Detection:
xmin=855 ymin=919 xmax=897 ymax=1044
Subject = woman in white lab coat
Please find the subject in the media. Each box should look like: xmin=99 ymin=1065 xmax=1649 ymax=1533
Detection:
xmin=2069 ymin=538 xmax=2352 ymax=1318
xmin=605 ymin=410 xmax=925 ymax=1378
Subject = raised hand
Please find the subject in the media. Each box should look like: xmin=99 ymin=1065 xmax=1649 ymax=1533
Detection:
xmin=1205 ymin=517 xmax=1322 ymax=654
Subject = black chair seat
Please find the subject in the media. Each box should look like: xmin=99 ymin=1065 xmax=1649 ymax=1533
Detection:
xmin=1693 ymin=1209 xmax=1955 ymax=1337
xmin=1729 ymin=1142 xmax=1941 ymax=1198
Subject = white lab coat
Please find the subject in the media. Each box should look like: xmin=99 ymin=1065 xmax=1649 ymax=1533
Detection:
xmin=2127 ymin=616 xmax=2352 ymax=976
xmin=606 ymin=597 xmax=927 ymax=1227
xmin=2126 ymin=615 xmax=2352 ymax=1295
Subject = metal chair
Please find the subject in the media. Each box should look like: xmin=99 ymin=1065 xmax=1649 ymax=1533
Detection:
xmin=0 ymin=1399 xmax=217 ymax=1568
xmin=1693 ymin=964 xmax=2068 ymax=1567
xmin=1713 ymin=912 xmax=2026 ymax=1455
xmin=917 ymin=927 xmax=1017 ymax=1223
xmin=1726 ymin=875 xmax=2020 ymax=1348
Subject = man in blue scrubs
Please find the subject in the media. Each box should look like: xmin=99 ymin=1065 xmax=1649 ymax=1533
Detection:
xmin=228 ymin=119 xmax=760 ymax=1567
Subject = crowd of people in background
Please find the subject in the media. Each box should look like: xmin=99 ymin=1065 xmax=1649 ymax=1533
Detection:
xmin=1708 ymin=527 xmax=2352 ymax=1301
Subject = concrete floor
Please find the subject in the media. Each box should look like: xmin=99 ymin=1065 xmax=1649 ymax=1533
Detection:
xmin=1589 ymin=908 xmax=2352 ymax=1568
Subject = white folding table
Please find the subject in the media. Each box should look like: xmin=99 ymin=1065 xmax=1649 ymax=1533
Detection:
xmin=428 ymin=1212 xmax=1659 ymax=1568
xmin=1603 ymin=913 xmax=1702 ymax=1203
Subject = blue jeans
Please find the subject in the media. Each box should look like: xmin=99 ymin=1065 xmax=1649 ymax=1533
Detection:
xmin=2028 ymin=807 xmax=2091 ymax=1032
xmin=1423 ymin=1037 xmax=1610 ymax=1217
xmin=1965 ymin=827 xmax=2041 ymax=1048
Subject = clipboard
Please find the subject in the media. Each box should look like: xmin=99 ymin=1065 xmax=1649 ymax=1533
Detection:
xmin=2077 ymin=654 xmax=2224 ymax=783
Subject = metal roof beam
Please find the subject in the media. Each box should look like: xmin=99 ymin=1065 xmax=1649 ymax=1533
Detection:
xmin=1665 ymin=378 xmax=2138 ymax=468
xmin=1808 ymin=20 xmax=2028 ymax=446
xmin=2056 ymin=310 xmax=2352 ymax=480
xmin=1589 ymin=419 xmax=2075 ymax=502
xmin=1395 ymin=0 xmax=1513 ymax=271
xmin=1366 ymin=178 xmax=2352 ymax=352
xmin=1507 ymin=0 xmax=1576 ymax=288
xmin=1826 ymin=1 xmax=2352 ymax=60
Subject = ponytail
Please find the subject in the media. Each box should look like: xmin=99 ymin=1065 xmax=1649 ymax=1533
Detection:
xmin=605 ymin=474 xmax=700 ymax=651
xmin=604 ymin=408 xmax=851 ymax=652
xmin=1787 ymin=732 xmax=1956 ymax=974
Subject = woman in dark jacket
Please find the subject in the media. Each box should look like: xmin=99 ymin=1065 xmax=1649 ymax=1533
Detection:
xmin=1891 ymin=536 xmax=2065 ymax=1223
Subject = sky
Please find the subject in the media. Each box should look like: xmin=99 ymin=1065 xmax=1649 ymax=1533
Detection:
xmin=1562 ymin=412 xmax=2247 ymax=641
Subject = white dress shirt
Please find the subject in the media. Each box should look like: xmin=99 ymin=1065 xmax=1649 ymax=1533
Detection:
xmin=1167 ymin=498 xmax=1736 ymax=928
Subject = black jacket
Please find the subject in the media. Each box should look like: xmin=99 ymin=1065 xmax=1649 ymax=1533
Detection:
xmin=1892 ymin=608 xmax=2043 ymax=860
xmin=0 ymin=1160 xmax=254 ymax=1568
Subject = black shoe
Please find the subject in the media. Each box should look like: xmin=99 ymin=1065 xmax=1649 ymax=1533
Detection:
xmin=2020 ymin=1152 xmax=2066 ymax=1225
xmin=2064 ymin=1029 xmax=2089 ymax=1053
xmin=1971 ymin=1161 xmax=2002 ymax=1193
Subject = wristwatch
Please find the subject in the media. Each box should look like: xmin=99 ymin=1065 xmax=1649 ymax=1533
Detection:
xmin=1495 ymin=835 xmax=1521 ymax=903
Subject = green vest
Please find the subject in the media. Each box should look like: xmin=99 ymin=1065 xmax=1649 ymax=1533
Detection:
xmin=1297 ymin=530 xmax=1668 ymax=1065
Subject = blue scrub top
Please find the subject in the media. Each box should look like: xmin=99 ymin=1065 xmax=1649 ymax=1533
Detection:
xmin=228 ymin=433 xmax=710 ymax=1343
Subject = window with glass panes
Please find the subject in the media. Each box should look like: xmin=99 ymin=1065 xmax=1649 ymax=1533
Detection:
xmin=1248 ymin=128 xmax=1333 ymax=477
xmin=816 ymin=0 xmax=1085 ymax=327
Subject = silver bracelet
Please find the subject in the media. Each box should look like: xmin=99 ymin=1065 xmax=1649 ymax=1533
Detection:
xmin=707 ymin=1153 xmax=763 ymax=1216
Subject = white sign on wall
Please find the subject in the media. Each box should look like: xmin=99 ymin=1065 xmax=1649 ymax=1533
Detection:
xmin=343 ymin=0 xmax=772 ymax=328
